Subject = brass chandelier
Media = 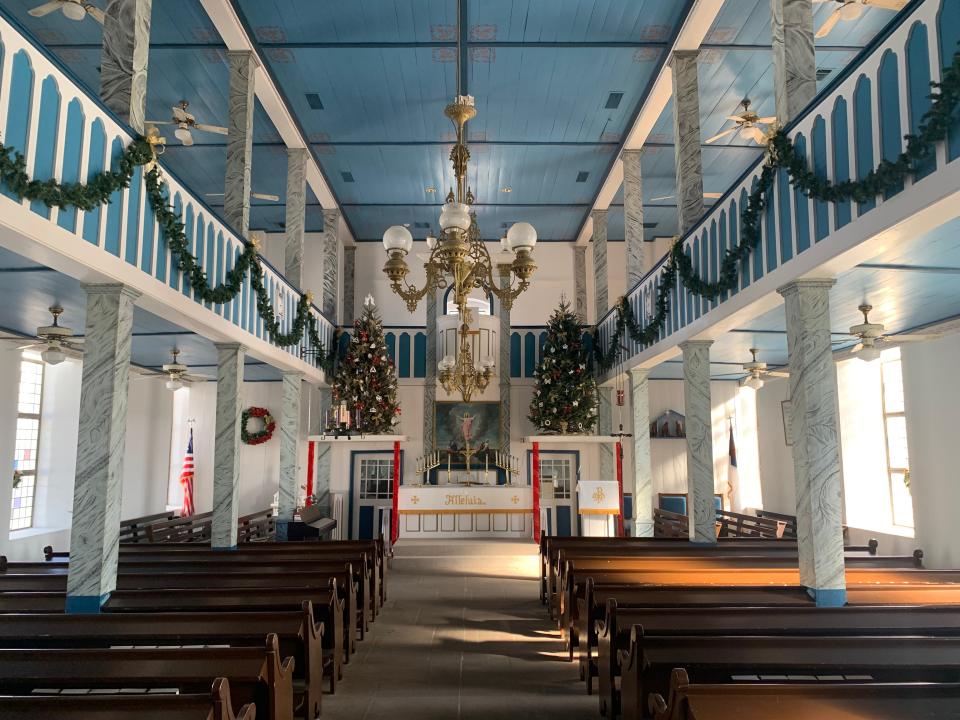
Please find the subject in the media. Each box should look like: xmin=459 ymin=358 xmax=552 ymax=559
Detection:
xmin=381 ymin=92 xmax=538 ymax=401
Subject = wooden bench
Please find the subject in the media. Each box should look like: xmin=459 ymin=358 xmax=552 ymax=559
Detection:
xmin=0 ymin=606 xmax=323 ymax=717
xmin=0 ymin=633 xmax=293 ymax=720
xmin=119 ymin=510 xmax=181 ymax=544
xmin=597 ymin=603 xmax=960 ymax=717
xmin=619 ymin=633 xmax=960 ymax=720
xmin=649 ymin=671 xmax=960 ymax=720
xmin=0 ymin=677 xmax=255 ymax=720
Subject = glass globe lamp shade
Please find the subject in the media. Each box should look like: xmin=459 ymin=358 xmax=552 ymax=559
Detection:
xmin=166 ymin=377 xmax=184 ymax=391
xmin=506 ymin=222 xmax=537 ymax=251
xmin=174 ymin=125 xmax=194 ymax=146
xmin=858 ymin=344 xmax=882 ymax=363
xmin=425 ymin=233 xmax=438 ymax=250
xmin=439 ymin=202 xmax=472 ymax=232
xmin=383 ymin=225 xmax=414 ymax=254
xmin=41 ymin=345 xmax=65 ymax=365
xmin=500 ymin=235 xmax=510 ymax=253
xmin=743 ymin=375 xmax=764 ymax=391
xmin=62 ymin=2 xmax=87 ymax=21
xmin=482 ymin=356 xmax=495 ymax=369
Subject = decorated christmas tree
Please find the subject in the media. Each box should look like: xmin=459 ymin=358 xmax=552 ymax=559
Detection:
xmin=528 ymin=300 xmax=598 ymax=434
xmin=333 ymin=296 xmax=401 ymax=434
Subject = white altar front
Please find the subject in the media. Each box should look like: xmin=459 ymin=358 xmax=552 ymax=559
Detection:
xmin=398 ymin=485 xmax=533 ymax=538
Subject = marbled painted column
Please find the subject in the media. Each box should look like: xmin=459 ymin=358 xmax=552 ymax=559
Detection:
xmin=284 ymin=148 xmax=308 ymax=289
xmin=670 ymin=51 xmax=705 ymax=234
xmin=277 ymin=372 xmax=303 ymax=540
xmin=212 ymin=343 xmax=245 ymax=549
xmin=315 ymin=388 xmax=332 ymax=515
xmin=630 ymin=367 xmax=654 ymax=537
xmin=342 ymin=246 xmax=357 ymax=325
xmin=598 ymin=386 xmax=614 ymax=481
xmin=321 ymin=209 xmax=340 ymax=322
xmin=772 ymin=0 xmax=816 ymax=124
xmin=573 ymin=245 xmax=588 ymax=323
xmin=623 ymin=149 xmax=646 ymax=290
xmin=225 ymin=51 xmax=256 ymax=238
xmin=592 ymin=210 xmax=609 ymax=321
xmin=680 ymin=340 xmax=716 ymax=543
xmin=778 ymin=279 xmax=846 ymax=605
xmin=423 ymin=291 xmax=438 ymax=462
xmin=100 ymin=0 xmax=151 ymax=134
xmin=498 ymin=266 xmax=512 ymax=451
xmin=66 ymin=284 xmax=139 ymax=612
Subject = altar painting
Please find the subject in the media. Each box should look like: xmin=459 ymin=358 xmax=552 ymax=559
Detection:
xmin=435 ymin=402 xmax=500 ymax=457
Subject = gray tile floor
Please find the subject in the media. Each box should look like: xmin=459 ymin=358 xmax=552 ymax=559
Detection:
xmin=323 ymin=539 xmax=596 ymax=719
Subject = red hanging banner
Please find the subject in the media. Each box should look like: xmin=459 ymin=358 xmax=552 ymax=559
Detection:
xmin=615 ymin=441 xmax=625 ymax=537
xmin=391 ymin=440 xmax=401 ymax=545
xmin=305 ymin=441 xmax=315 ymax=507
xmin=532 ymin=441 xmax=541 ymax=541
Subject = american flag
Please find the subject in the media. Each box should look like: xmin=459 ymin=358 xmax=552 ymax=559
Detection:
xmin=179 ymin=429 xmax=195 ymax=517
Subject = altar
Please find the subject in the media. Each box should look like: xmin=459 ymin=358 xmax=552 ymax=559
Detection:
xmin=398 ymin=484 xmax=533 ymax=538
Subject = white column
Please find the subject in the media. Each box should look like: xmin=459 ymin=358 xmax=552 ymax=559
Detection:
xmin=284 ymin=148 xmax=308 ymax=289
xmin=680 ymin=340 xmax=715 ymax=543
xmin=321 ymin=209 xmax=340 ymax=322
xmin=573 ymin=245 xmax=588 ymax=323
xmin=498 ymin=266 xmax=512 ymax=451
xmin=598 ymin=386 xmax=614 ymax=481
xmin=592 ymin=210 xmax=609 ymax=321
xmin=224 ymin=51 xmax=257 ymax=238
xmin=630 ymin=367 xmax=654 ymax=536
xmin=66 ymin=284 xmax=139 ymax=612
xmin=342 ymin=246 xmax=357 ymax=325
xmin=314 ymin=388 xmax=332 ymax=514
xmin=623 ymin=149 xmax=645 ymax=290
xmin=100 ymin=0 xmax=152 ymax=134
xmin=772 ymin=0 xmax=816 ymax=124
xmin=778 ymin=279 xmax=846 ymax=605
xmin=212 ymin=342 xmax=245 ymax=549
xmin=277 ymin=372 xmax=302 ymax=539
xmin=670 ymin=51 xmax=705 ymax=234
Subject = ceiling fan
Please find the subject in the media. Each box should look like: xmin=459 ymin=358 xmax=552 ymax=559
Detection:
xmin=740 ymin=348 xmax=789 ymax=390
xmin=0 ymin=306 xmax=84 ymax=365
xmin=28 ymin=0 xmax=104 ymax=23
xmin=161 ymin=349 xmax=209 ymax=391
xmin=814 ymin=0 xmax=908 ymax=40
xmin=205 ymin=191 xmax=281 ymax=203
xmin=705 ymin=99 xmax=777 ymax=146
xmin=146 ymin=101 xmax=228 ymax=147
xmin=650 ymin=192 xmax=724 ymax=203
xmin=840 ymin=304 xmax=941 ymax=362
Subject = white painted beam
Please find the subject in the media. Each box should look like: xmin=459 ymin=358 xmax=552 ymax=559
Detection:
xmin=575 ymin=0 xmax=725 ymax=246
xmin=199 ymin=0 xmax=352 ymax=244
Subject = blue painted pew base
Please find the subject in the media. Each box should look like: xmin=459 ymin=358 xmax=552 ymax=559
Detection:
xmin=275 ymin=519 xmax=290 ymax=541
xmin=807 ymin=586 xmax=847 ymax=607
xmin=65 ymin=592 xmax=110 ymax=614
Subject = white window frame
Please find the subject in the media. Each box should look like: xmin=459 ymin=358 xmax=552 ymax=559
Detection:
xmin=879 ymin=349 xmax=913 ymax=529
xmin=10 ymin=355 xmax=45 ymax=530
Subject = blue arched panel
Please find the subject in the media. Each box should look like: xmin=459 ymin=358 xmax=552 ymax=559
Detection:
xmin=538 ymin=331 xmax=548 ymax=360
xmin=778 ymin=162 xmax=795 ymax=263
xmin=232 ymin=246 xmax=242 ymax=325
xmin=124 ymin=165 xmax=142 ymax=266
xmin=57 ymin=98 xmax=84 ymax=234
xmin=413 ymin=332 xmax=426 ymax=377
xmin=751 ymin=181 xmax=765 ymax=282
xmin=906 ymin=23 xmax=936 ymax=179
xmin=811 ymin=116 xmax=830 ymax=242
xmin=30 ymin=75 xmax=60 ymax=219
xmin=510 ymin=332 xmax=521 ymax=377
xmin=82 ymin=119 xmax=106 ymax=245
xmin=710 ymin=221 xmax=719 ymax=308
xmin=939 ymin=0 xmax=960 ymax=161
xmin=853 ymin=76 xmax=876 ymax=215
xmin=766 ymin=174 xmax=780 ymax=272
xmin=792 ymin=134 xmax=811 ymax=255
xmin=385 ymin=332 xmax=396 ymax=365
xmin=523 ymin=332 xmax=536 ymax=378
xmin=154 ymin=185 xmax=170 ymax=281
xmin=398 ymin=333 xmax=411 ymax=378
xmin=205 ymin=225 xmax=215 ymax=310
xmin=878 ymin=50 xmax=904 ymax=198
xmin=103 ymin=137 xmax=124 ymax=257
xmin=3 ymin=51 xmax=33 ymax=201
xmin=216 ymin=231 xmax=226 ymax=316
xmin=140 ymin=196 xmax=155 ymax=275
xmin=831 ymin=97 xmax=853 ymax=229
xmin=338 ymin=331 xmax=351 ymax=359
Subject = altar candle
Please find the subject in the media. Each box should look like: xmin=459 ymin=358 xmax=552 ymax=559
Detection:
xmin=485 ymin=453 xmax=489 ymax=473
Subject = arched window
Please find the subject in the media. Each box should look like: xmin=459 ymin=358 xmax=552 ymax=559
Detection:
xmin=443 ymin=286 xmax=493 ymax=316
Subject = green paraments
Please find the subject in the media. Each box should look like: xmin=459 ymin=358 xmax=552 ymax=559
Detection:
xmin=593 ymin=47 xmax=960 ymax=373
xmin=333 ymin=301 xmax=400 ymax=434
xmin=529 ymin=300 xmax=598 ymax=434
xmin=0 ymin=136 xmax=337 ymax=373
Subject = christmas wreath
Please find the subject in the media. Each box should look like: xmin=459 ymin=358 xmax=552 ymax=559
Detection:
xmin=241 ymin=406 xmax=276 ymax=445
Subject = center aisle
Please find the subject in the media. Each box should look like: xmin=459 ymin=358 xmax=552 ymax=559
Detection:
xmin=324 ymin=539 xmax=595 ymax=720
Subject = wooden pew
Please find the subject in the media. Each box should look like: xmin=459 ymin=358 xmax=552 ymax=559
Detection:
xmin=649 ymin=670 xmax=960 ymax=720
xmin=597 ymin=603 xmax=960 ymax=717
xmin=618 ymin=632 xmax=960 ymax=720
xmin=0 ymin=677 xmax=256 ymax=720
xmin=119 ymin=510 xmax=180 ymax=544
xmin=0 ymin=606 xmax=323 ymax=717
xmin=0 ymin=634 xmax=293 ymax=720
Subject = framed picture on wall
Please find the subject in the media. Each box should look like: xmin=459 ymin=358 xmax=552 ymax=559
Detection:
xmin=781 ymin=400 xmax=794 ymax=447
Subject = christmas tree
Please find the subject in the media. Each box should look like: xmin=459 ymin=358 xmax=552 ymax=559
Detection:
xmin=333 ymin=296 xmax=401 ymax=434
xmin=528 ymin=300 xmax=598 ymax=434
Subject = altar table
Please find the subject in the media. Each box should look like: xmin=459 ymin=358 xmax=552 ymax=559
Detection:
xmin=398 ymin=485 xmax=533 ymax=538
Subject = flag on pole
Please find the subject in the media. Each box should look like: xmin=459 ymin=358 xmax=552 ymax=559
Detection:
xmin=179 ymin=429 xmax=195 ymax=517
xmin=726 ymin=423 xmax=738 ymax=511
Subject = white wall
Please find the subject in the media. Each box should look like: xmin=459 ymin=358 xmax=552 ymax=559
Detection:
xmin=755 ymin=377 xmax=795 ymax=514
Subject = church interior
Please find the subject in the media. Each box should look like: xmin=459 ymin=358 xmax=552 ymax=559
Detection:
xmin=1 ymin=0 xmax=960 ymax=717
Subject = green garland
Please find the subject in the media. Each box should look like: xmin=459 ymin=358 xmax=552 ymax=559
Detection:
xmin=594 ymin=45 xmax=960 ymax=373
xmin=0 ymin=137 xmax=337 ymax=374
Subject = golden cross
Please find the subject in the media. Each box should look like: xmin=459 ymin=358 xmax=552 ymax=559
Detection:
xmin=410 ymin=496 xmax=420 ymax=505
xmin=592 ymin=487 xmax=606 ymax=504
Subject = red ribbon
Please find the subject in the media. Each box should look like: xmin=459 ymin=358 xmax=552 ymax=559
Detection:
xmin=615 ymin=441 xmax=625 ymax=537
xmin=305 ymin=441 xmax=315 ymax=507
xmin=391 ymin=440 xmax=401 ymax=545
xmin=532 ymin=442 xmax=541 ymax=541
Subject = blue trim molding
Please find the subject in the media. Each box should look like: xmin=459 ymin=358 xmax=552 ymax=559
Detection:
xmin=808 ymin=587 xmax=847 ymax=607
xmin=66 ymin=592 xmax=110 ymax=614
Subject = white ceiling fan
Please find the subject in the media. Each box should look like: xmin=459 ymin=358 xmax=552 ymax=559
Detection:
xmin=740 ymin=348 xmax=789 ymax=390
xmin=814 ymin=0 xmax=908 ymax=40
xmin=205 ymin=191 xmax=281 ymax=203
xmin=839 ymin=304 xmax=941 ymax=362
xmin=28 ymin=0 xmax=104 ymax=23
xmin=161 ymin=349 xmax=209 ymax=391
xmin=705 ymin=99 xmax=777 ymax=146
xmin=0 ymin=306 xmax=84 ymax=365
xmin=146 ymin=100 xmax=228 ymax=147
xmin=650 ymin=192 xmax=724 ymax=203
